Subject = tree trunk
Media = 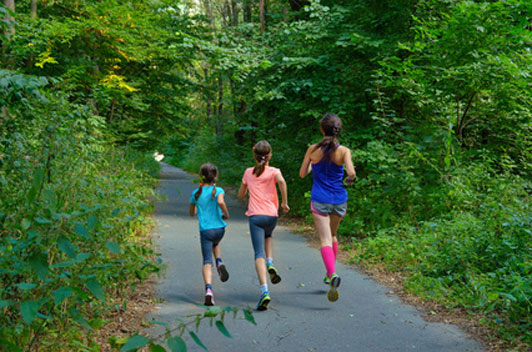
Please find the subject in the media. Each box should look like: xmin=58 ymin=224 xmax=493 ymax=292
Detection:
xmin=3 ymin=0 xmax=15 ymax=39
xmin=231 ymin=0 xmax=238 ymax=26
xmin=216 ymin=76 xmax=224 ymax=136
xmin=259 ymin=0 xmax=265 ymax=33
xmin=243 ymin=0 xmax=252 ymax=22
xmin=203 ymin=0 xmax=213 ymax=27
xmin=30 ymin=0 xmax=37 ymax=18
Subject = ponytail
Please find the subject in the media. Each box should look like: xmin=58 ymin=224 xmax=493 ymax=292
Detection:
xmin=252 ymin=141 xmax=272 ymax=177
xmin=195 ymin=163 xmax=218 ymax=200
xmin=195 ymin=183 xmax=204 ymax=201
xmin=194 ymin=182 xmax=217 ymax=201
xmin=313 ymin=113 xmax=342 ymax=161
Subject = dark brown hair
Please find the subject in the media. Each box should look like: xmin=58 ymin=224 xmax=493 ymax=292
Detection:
xmin=195 ymin=163 xmax=218 ymax=200
xmin=252 ymin=140 xmax=272 ymax=177
xmin=313 ymin=113 xmax=342 ymax=161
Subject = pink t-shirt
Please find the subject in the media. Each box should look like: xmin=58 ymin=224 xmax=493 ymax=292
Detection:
xmin=242 ymin=166 xmax=281 ymax=217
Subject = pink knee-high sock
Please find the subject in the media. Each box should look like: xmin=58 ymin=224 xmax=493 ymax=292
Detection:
xmin=332 ymin=242 xmax=338 ymax=259
xmin=320 ymin=246 xmax=336 ymax=277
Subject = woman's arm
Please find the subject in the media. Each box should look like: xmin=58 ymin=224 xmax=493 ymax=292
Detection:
xmin=189 ymin=204 xmax=196 ymax=217
xmin=237 ymin=183 xmax=247 ymax=200
xmin=299 ymin=146 xmax=313 ymax=178
xmin=217 ymin=193 xmax=230 ymax=219
xmin=343 ymin=148 xmax=356 ymax=184
xmin=274 ymin=172 xmax=290 ymax=212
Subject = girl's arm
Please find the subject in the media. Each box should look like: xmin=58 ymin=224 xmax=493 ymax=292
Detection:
xmin=189 ymin=204 xmax=196 ymax=217
xmin=217 ymin=193 xmax=230 ymax=219
xmin=237 ymin=183 xmax=247 ymax=200
xmin=344 ymin=148 xmax=356 ymax=185
xmin=274 ymin=172 xmax=290 ymax=212
xmin=299 ymin=146 xmax=313 ymax=178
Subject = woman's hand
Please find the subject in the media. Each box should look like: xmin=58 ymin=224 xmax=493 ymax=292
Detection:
xmin=281 ymin=202 xmax=290 ymax=213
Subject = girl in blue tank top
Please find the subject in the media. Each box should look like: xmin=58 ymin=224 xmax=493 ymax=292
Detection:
xmin=189 ymin=163 xmax=230 ymax=306
xmin=299 ymin=113 xmax=356 ymax=303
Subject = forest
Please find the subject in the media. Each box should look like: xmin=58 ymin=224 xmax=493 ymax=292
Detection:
xmin=0 ymin=0 xmax=530 ymax=350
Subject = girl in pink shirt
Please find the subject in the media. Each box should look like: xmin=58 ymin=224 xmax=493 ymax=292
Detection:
xmin=238 ymin=140 xmax=289 ymax=311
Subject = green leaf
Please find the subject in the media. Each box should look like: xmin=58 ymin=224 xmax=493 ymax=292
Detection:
xmin=43 ymin=188 xmax=57 ymax=211
xmin=20 ymin=300 xmax=40 ymax=325
xmin=120 ymin=335 xmax=149 ymax=352
xmin=50 ymin=261 xmax=74 ymax=268
xmin=37 ymin=312 xmax=54 ymax=320
xmin=21 ymin=218 xmax=31 ymax=230
xmin=106 ymin=241 xmax=121 ymax=254
xmin=149 ymin=344 xmax=167 ymax=352
xmin=27 ymin=169 xmax=44 ymax=204
xmin=74 ymin=223 xmax=90 ymax=239
xmin=57 ymin=236 xmax=77 ymax=258
xmin=88 ymin=215 xmax=99 ymax=231
xmin=69 ymin=307 xmax=92 ymax=330
xmin=189 ymin=331 xmax=207 ymax=351
xmin=204 ymin=305 xmax=220 ymax=317
xmin=215 ymin=320 xmax=231 ymax=338
xmin=29 ymin=253 xmax=49 ymax=280
xmin=15 ymin=283 xmax=37 ymax=290
xmin=151 ymin=320 xmax=168 ymax=326
xmin=243 ymin=309 xmax=256 ymax=325
xmin=52 ymin=287 xmax=73 ymax=305
xmin=34 ymin=217 xmax=52 ymax=224
xmin=167 ymin=336 xmax=187 ymax=352
xmin=75 ymin=253 xmax=92 ymax=262
xmin=86 ymin=278 xmax=105 ymax=301
xmin=0 ymin=300 xmax=11 ymax=308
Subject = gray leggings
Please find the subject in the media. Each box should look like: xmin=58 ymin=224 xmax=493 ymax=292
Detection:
xmin=249 ymin=215 xmax=278 ymax=259
xmin=200 ymin=227 xmax=225 ymax=265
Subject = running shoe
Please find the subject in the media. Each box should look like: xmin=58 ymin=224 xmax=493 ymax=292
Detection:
xmin=217 ymin=264 xmax=229 ymax=282
xmin=323 ymin=274 xmax=330 ymax=285
xmin=327 ymin=274 xmax=341 ymax=302
xmin=204 ymin=289 xmax=215 ymax=306
xmin=267 ymin=265 xmax=281 ymax=284
xmin=256 ymin=292 xmax=271 ymax=311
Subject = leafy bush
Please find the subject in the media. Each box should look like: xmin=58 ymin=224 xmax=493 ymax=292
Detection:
xmin=351 ymin=163 xmax=531 ymax=346
xmin=0 ymin=70 xmax=160 ymax=350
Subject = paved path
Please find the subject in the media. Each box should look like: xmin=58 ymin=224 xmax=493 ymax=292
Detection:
xmin=148 ymin=162 xmax=485 ymax=352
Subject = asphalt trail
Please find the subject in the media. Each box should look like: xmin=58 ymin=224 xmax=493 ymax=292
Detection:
xmin=147 ymin=162 xmax=484 ymax=352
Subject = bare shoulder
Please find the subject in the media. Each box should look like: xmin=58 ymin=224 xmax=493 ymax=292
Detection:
xmin=307 ymin=144 xmax=318 ymax=153
xmin=338 ymin=145 xmax=351 ymax=155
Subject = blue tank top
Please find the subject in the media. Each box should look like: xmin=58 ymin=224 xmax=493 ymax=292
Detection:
xmin=311 ymin=158 xmax=348 ymax=204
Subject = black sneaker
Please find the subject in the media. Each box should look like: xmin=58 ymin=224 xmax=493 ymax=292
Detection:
xmin=217 ymin=264 xmax=229 ymax=282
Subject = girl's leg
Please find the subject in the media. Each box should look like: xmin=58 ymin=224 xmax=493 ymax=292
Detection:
xmin=202 ymin=264 xmax=213 ymax=286
xmin=312 ymin=212 xmax=333 ymax=247
xmin=212 ymin=242 xmax=229 ymax=282
xmin=213 ymin=244 xmax=221 ymax=259
xmin=330 ymin=214 xmax=342 ymax=258
xmin=249 ymin=217 xmax=268 ymax=286
xmin=265 ymin=236 xmax=273 ymax=261
xmin=255 ymin=258 xmax=268 ymax=286
xmin=312 ymin=213 xmax=336 ymax=277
